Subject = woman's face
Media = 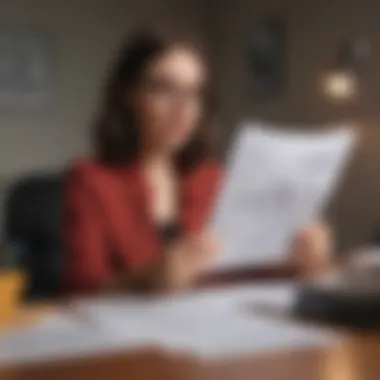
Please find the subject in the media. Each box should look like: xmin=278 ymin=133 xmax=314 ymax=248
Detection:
xmin=131 ymin=46 xmax=207 ymax=154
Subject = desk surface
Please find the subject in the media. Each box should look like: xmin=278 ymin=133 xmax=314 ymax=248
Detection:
xmin=2 ymin=334 xmax=380 ymax=380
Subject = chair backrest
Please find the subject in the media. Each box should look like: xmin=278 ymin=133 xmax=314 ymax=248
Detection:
xmin=3 ymin=173 xmax=63 ymax=300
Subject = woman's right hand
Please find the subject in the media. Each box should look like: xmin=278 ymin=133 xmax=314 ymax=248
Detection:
xmin=157 ymin=233 xmax=219 ymax=293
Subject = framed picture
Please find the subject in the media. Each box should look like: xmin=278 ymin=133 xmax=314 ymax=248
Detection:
xmin=247 ymin=18 xmax=286 ymax=100
xmin=0 ymin=31 xmax=51 ymax=108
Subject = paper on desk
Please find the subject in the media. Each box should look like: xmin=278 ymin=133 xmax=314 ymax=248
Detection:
xmin=0 ymin=285 xmax=343 ymax=364
xmin=158 ymin=312 xmax=340 ymax=359
xmin=210 ymin=122 xmax=356 ymax=268
xmin=77 ymin=284 xmax=343 ymax=359
xmin=74 ymin=283 xmax=294 ymax=322
xmin=0 ymin=312 xmax=147 ymax=366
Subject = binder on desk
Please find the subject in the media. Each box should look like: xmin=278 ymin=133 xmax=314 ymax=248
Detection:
xmin=295 ymin=266 xmax=380 ymax=331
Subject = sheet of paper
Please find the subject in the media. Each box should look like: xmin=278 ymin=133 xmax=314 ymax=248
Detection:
xmin=210 ymin=122 xmax=356 ymax=268
xmin=158 ymin=312 xmax=340 ymax=359
xmin=0 ymin=285 xmax=343 ymax=364
xmin=76 ymin=284 xmax=343 ymax=359
xmin=0 ymin=312 xmax=141 ymax=366
xmin=74 ymin=283 xmax=295 ymax=322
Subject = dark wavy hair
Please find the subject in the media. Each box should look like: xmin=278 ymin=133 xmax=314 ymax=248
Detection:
xmin=93 ymin=28 xmax=216 ymax=173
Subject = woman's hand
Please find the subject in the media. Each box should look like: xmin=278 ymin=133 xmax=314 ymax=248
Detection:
xmin=157 ymin=233 xmax=219 ymax=292
xmin=289 ymin=221 xmax=333 ymax=278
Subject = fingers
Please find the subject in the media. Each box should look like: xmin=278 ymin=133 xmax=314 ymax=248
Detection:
xmin=298 ymin=222 xmax=332 ymax=257
xmin=290 ymin=222 xmax=333 ymax=277
xmin=186 ymin=233 xmax=220 ymax=258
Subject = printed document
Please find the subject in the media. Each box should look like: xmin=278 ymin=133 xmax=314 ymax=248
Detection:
xmin=210 ymin=122 xmax=356 ymax=268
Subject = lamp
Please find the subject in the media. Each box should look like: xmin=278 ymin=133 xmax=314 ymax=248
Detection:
xmin=322 ymin=38 xmax=370 ymax=102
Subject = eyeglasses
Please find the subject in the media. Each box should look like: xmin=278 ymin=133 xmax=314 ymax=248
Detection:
xmin=142 ymin=76 xmax=206 ymax=105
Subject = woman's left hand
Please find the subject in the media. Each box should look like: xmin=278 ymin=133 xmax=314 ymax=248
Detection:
xmin=289 ymin=221 xmax=333 ymax=278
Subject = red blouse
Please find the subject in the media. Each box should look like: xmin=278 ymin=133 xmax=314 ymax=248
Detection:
xmin=64 ymin=158 xmax=221 ymax=293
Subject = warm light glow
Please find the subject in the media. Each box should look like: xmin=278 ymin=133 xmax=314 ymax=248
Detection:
xmin=322 ymin=70 xmax=358 ymax=101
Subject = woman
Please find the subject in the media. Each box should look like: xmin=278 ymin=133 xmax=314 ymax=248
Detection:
xmin=65 ymin=28 xmax=332 ymax=294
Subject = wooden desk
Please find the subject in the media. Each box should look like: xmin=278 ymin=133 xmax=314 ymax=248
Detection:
xmin=2 ymin=335 xmax=380 ymax=380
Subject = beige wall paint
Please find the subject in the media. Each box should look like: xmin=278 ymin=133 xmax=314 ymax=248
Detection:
xmin=209 ymin=0 xmax=380 ymax=250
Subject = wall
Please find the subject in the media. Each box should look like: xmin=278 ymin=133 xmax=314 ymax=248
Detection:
xmin=0 ymin=0 xmax=205 ymax=178
xmin=0 ymin=0 xmax=205 ymax=226
xmin=208 ymin=0 xmax=380 ymax=250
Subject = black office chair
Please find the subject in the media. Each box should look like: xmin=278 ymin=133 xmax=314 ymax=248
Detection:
xmin=3 ymin=173 xmax=63 ymax=300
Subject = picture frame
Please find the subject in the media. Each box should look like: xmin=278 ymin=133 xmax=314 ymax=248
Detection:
xmin=0 ymin=30 xmax=52 ymax=108
xmin=247 ymin=17 xmax=286 ymax=100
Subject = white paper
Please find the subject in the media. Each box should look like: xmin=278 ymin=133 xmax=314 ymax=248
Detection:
xmin=159 ymin=313 xmax=339 ymax=359
xmin=210 ymin=122 xmax=356 ymax=268
xmin=74 ymin=283 xmax=294 ymax=322
xmin=0 ymin=313 xmax=132 ymax=365
xmin=0 ymin=285 xmax=343 ymax=364
xmin=75 ymin=284 xmax=342 ymax=359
